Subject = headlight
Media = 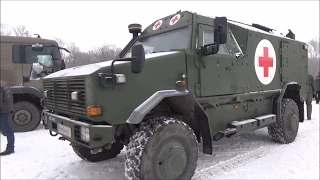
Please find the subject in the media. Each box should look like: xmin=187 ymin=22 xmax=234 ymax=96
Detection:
xmin=115 ymin=74 xmax=126 ymax=84
xmin=43 ymin=90 xmax=49 ymax=98
xmin=80 ymin=126 xmax=90 ymax=142
xmin=71 ymin=91 xmax=79 ymax=101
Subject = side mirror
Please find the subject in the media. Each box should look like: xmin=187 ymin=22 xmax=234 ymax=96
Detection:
xmin=29 ymin=63 xmax=44 ymax=80
xmin=131 ymin=44 xmax=145 ymax=73
xmin=32 ymin=43 xmax=43 ymax=51
xmin=214 ymin=17 xmax=228 ymax=44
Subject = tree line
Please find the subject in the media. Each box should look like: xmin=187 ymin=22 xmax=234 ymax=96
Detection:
xmin=1 ymin=23 xmax=319 ymax=77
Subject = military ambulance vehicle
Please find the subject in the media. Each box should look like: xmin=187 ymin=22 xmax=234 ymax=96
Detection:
xmin=40 ymin=11 xmax=308 ymax=180
xmin=0 ymin=35 xmax=68 ymax=132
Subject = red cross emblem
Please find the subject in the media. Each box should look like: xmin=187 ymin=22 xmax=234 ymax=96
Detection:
xmin=254 ymin=39 xmax=276 ymax=85
xmin=258 ymin=47 xmax=274 ymax=77
xmin=153 ymin=20 xmax=162 ymax=30
xmin=169 ymin=14 xmax=180 ymax=25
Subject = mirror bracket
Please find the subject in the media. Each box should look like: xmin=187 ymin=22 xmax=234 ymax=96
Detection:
xmin=110 ymin=57 xmax=135 ymax=75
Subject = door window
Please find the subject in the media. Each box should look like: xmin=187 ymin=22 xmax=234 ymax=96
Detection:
xmin=202 ymin=30 xmax=229 ymax=54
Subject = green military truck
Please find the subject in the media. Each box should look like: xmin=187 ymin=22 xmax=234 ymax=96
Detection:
xmin=0 ymin=35 xmax=68 ymax=132
xmin=39 ymin=11 xmax=308 ymax=180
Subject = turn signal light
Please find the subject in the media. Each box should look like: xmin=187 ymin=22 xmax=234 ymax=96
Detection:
xmin=87 ymin=106 xmax=102 ymax=116
xmin=176 ymin=80 xmax=187 ymax=86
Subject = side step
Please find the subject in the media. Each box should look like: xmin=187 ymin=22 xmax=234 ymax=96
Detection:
xmin=213 ymin=114 xmax=276 ymax=141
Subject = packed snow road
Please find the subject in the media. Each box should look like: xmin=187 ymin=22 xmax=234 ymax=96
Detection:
xmin=1 ymin=102 xmax=319 ymax=179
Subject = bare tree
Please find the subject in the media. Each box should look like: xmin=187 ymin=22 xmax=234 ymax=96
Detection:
xmin=307 ymin=37 xmax=320 ymax=77
xmin=308 ymin=38 xmax=320 ymax=59
xmin=13 ymin=25 xmax=31 ymax=37
xmin=0 ymin=23 xmax=12 ymax=35
xmin=53 ymin=37 xmax=71 ymax=60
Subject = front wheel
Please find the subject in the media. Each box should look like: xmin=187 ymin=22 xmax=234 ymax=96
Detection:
xmin=11 ymin=101 xmax=41 ymax=132
xmin=125 ymin=117 xmax=199 ymax=180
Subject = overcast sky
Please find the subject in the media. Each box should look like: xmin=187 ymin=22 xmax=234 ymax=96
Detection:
xmin=1 ymin=1 xmax=319 ymax=51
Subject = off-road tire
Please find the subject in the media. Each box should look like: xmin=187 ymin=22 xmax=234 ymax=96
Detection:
xmin=11 ymin=101 xmax=41 ymax=132
xmin=72 ymin=143 xmax=124 ymax=162
xmin=124 ymin=116 xmax=199 ymax=180
xmin=268 ymin=98 xmax=299 ymax=143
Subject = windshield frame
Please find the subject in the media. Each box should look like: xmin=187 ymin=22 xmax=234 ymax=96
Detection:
xmin=121 ymin=25 xmax=192 ymax=58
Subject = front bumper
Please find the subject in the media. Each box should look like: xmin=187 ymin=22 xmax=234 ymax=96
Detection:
xmin=43 ymin=110 xmax=116 ymax=148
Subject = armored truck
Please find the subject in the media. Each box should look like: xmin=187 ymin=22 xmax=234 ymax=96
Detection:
xmin=0 ymin=35 xmax=68 ymax=132
xmin=40 ymin=11 xmax=308 ymax=180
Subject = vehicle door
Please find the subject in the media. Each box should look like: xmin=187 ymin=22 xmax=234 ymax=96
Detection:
xmin=198 ymin=24 xmax=239 ymax=97
xmin=1 ymin=43 xmax=24 ymax=86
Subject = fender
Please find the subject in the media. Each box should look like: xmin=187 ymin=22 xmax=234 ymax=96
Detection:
xmin=276 ymin=82 xmax=302 ymax=121
xmin=126 ymin=89 xmax=213 ymax=155
xmin=10 ymin=86 xmax=43 ymax=99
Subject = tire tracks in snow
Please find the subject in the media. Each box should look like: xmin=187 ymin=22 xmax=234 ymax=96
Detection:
xmin=193 ymin=125 xmax=318 ymax=180
xmin=193 ymin=143 xmax=283 ymax=179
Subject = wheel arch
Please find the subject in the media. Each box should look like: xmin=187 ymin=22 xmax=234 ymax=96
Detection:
xmin=275 ymin=82 xmax=303 ymax=122
xmin=10 ymin=86 xmax=43 ymax=108
xmin=126 ymin=89 xmax=213 ymax=155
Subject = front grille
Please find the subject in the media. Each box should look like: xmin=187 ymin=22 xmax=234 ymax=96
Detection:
xmin=44 ymin=78 xmax=86 ymax=115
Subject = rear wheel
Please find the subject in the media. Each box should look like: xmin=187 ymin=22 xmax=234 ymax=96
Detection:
xmin=125 ymin=116 xmax=199 ymax=180
xmin=72 ymin=143 xmax=124 ymax=162
xmin=11 ymin=101 xmax=41 ymax=132
xmin=268 ymin=98 xmax=300 ymax=143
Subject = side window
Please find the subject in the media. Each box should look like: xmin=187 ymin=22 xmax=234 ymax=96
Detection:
xmin=225 ymin=31 xmax=243 ymax=57
xmin=203 ymin=31 xmax=229 ymax=54
xmin=12 ymin=45 xmax=21 ymax=63
xmin=25 ymin=46 xmax=53 ymax=64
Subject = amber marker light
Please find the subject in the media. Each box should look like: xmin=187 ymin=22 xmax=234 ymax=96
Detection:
xmin=176 ymin=80 xmax=187 ymax=86
xmin=87 ymin=106 xmax=102 ymax=116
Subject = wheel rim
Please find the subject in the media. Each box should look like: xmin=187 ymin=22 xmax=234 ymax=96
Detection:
xmin=155 ymin=140 xmax=187 ymax=180
xmin=289 ymin=113 xmax=299 ymax=132
xmin=13 ymin=109 xmax=33 ymax=126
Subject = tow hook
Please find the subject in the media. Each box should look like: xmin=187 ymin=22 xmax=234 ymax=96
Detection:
xmin=50 ymin=130 xmax=58 ymax=137
xmin=58 ymin=136 xmax=66 ymax=141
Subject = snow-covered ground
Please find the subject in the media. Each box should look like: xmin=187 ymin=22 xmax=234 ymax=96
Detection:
xmin=1 ymin=102 xmax=319 ymax=179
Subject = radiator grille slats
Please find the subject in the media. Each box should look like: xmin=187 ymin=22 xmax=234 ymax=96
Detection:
xmin=43 ymin=78 xmax=86 ymax=115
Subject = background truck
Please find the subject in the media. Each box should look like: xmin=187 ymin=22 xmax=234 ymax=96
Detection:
xmin=0 ymin=35 xmax=68 ymax=132
xmin=39 ymin=11 xmax=308 ymax=180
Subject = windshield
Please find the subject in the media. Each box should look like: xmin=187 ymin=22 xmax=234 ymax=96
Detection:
xmin=37 ymin=55 xmax=53 ymax=67
xmin=27 ymin=46 xmax=61 ymax=64
xmin=124 ymin=27 xmax=190 ymax=58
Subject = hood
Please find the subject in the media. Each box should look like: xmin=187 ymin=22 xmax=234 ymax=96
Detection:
xmin=43 ymin=51 xmax=179 ymax=79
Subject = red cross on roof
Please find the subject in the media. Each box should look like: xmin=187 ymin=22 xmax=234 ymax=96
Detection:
xmin=154 ymin=21 xmax=161 ymax=29
xmin=259 ymin=47 xmax=274 ymax=77
xmin=171 ymin=15 xmax=179 ymax=24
